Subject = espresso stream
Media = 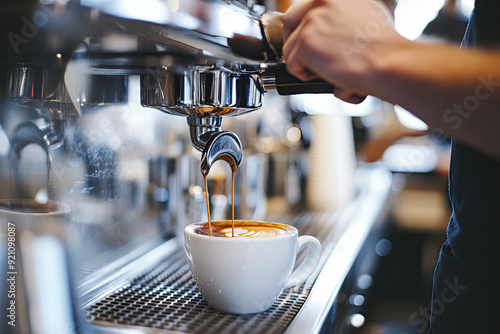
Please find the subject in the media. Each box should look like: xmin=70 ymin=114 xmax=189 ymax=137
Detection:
xmin=200 ymin=162 xmax=291 ymax=238
xmin=202 ymin=157 xmax=288 ymax=238
xmin=202 ymin=157 xmax=237 ymax=237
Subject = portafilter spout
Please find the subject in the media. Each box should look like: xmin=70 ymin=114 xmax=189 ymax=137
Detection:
xmin=188 ymin=117 xmax=243 ymax=174
xmin=199 ymin=128 xmax=242 ymax=175
xmin=188 ymin=116 xmax=223 ymax=152
xmin=188 ymin=116 xmax=242 ymax=174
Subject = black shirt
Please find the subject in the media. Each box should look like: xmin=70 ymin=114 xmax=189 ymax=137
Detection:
xmin=429 ymin=1 xmax=500 ymax=332
xmin=422 ymin=9 xmax=469 ymax=44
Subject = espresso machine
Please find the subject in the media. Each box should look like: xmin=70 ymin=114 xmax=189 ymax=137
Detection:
xmin=0 ymin=1 xmax=394 ymax=333
xmin=0 ymin=1 xmax=332 ymax=225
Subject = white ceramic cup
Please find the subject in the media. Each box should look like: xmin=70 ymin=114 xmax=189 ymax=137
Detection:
xmin=184 ymin=220 xmax=322 ymax=314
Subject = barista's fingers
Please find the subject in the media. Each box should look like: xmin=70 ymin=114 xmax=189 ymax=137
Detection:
xmin=333 ymin=87 xmax=367 ymax=104
xmin=290 ymin=66 xmax=319 ymax=82
xmin=283 ymin=44 xmax=312 ymax=81
xmin=283 ymin=17 xmax=321 ymax=82
xmin=283 ymin=49 xmax=319 ymax=82
xmin=282 ymin=0 xmax=324 ymax=41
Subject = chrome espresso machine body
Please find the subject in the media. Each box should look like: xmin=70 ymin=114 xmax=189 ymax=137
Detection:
xmin=0 ymin=1 xmax=394 ymax=334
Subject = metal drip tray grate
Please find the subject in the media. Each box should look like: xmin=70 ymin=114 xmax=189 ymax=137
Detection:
xmin=85 ymin=245 xmax=314 ymax=333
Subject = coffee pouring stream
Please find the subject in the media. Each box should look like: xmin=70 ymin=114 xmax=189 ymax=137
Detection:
xmin=199 ymin=131 xmax=242 ymax=237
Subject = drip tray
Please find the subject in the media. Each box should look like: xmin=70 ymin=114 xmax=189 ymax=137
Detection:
xmin=85 ymin=245 xmax=314 ymax=334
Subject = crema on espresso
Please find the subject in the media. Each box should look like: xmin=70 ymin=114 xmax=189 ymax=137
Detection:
xmin=194 ymin=221 xmax=294 ymax=238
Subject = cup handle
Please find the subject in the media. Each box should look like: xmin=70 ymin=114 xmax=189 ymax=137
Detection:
xmin=285 ymin=235 xmax=322 ymax=289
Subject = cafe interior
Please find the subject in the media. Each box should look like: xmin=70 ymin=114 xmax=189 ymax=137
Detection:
xmin=0 ymin=0 xmax=475 ymax=333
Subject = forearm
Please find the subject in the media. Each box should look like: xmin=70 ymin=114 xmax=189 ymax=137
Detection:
xmin=368 ymin=39 xmax=500 ymax=158
xmin=282 ymin=0 xmax=500 ymax=158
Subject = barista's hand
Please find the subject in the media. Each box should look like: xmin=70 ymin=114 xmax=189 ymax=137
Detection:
xmin=282 ymin=0 xmax=401 ymax=103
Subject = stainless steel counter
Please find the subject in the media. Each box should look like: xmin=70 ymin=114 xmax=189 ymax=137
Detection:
xmin=79 ymin=166 xmax=394 ymax=334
